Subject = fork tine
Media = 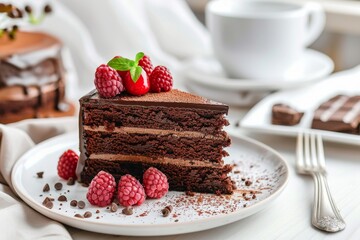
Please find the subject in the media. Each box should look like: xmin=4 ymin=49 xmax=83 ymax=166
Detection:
xmin=304 ymin=132 xmax=311 ymax=170
xmin=296 ymin=132 xmax=304 ymax=171
xmin=310 ymin=133 xmax=318 ymax=169
xmin=316 ymin=134 xmax=326 ymax=171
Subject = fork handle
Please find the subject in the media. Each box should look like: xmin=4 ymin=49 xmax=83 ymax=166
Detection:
xmin=312 ymin=172 xmax=346 ymax=232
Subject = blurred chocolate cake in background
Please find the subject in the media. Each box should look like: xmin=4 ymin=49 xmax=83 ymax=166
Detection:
xmin=0 ymin=31 xmax=75 ymax=124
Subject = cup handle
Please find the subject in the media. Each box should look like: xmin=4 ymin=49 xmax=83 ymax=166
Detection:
xmin=304 ymin=2 xmax=326 ymax=46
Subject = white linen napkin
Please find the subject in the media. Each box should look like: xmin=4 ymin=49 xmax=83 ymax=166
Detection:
xmin=0 ymin=117 xmax=77 ymax=240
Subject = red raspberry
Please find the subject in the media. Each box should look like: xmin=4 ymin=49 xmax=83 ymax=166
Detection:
xmin=143 ymin=167 xmax=169 ymax=199
xmin=118 ymin=174 xmax=146 ymax=206
xmin=149 ymin=66 xmax=173 ymax=93
xmin=94 ymin=64 xmax=124 ymax=98
xmin=86 ymin=171 xmax=116 ymax=207
xmin=57 ymin=149 xmax=79 ymax=180
xmin=138 ymin=54 xmax=153 ymax=77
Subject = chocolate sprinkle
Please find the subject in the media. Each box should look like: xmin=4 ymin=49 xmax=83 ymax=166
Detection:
xmin=70 ymin=200 xmax=77 ymax=207
xmin=96 ymin=210 xmax=100 ymax=214
xmin=245 ymin=180 xmax=252 ymax=186
xmin=58 ymin=195 xmax=67 ymax=202
xmin=84 ymin=211 xmax=92 ymax=218
xmin=78 ymin=201 xmax=85 ymax=209
xmin=42 ymin=183 xmax=50 ymax=192
xmin=54 ymin=182 xmax=63 ymax=190
xmin=67 ymin=177 xmax=75 ymax=185
xmin=122 ymin=207 xmax=133 ymax=215
xmin=110 ymin=202 xmax=118 ymax=212
xmin=36 ymin=171 xmax=44 ymax=178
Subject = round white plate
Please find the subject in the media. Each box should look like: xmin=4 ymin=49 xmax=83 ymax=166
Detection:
xmin=12 ymin=132 xmax=289 ymax=236
xmin=183 ymin=49 xmax=334 ymax=91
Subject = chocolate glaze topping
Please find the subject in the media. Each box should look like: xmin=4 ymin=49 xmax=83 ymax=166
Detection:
xmin=0 ymin=31 xmax=68 ymax=119
xmin=80 ymin=89 xmax=229 ymax=112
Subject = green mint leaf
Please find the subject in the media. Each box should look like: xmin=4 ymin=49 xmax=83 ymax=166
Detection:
xmin=108 ymin=57 xmax=134 ymax=71
xmin=134 ymin=52 xmax=144 ymax=64
xmin=130 ymin=66 xmax=142 ymax=83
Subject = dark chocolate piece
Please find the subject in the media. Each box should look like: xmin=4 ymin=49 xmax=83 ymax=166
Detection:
xmin=272 ymin=104 xmax=304 ymax=126
xmin=311 ymin=95 xmax=360 ymax=134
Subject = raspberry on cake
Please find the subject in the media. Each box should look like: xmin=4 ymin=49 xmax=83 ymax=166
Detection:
xmin=77 ymin=89 xmax=234 ymax=194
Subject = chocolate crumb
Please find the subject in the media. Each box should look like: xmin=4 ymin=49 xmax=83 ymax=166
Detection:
xmin=215 ymin=190 xmax=221 ymax=196
xmin=242 ymin=192 xmax=246 ymax=197
xmin=185 ymin=191 xmax=195 ymax=196
xmin=58 ymin=195 xmax=67 ymax=202
xmin=42 ymin=183 xmax=50 ymax=192
xmin=60 ymin=203 xmax=63 ymax=206
xmin=96 ymin=216 xmax=100 ymax=219
xmin=252 ymin=194 xmax=256 ymax=199
xmin=74 ymin=214 xmax=83 ymax=218
xmin=54 ymin=182 xmax=63 ymax=191
xmin=241 ymin=178 xmax=246 ymax=181
xmin=84 ymin=211 xmax=92 ymax=218
xmin=110 ymin=202 xmax=118 ymax=212
xmin=250 ymin=165 xmax=254 ymax=168
xmin=44 ymin=201 xmax=53 ymax=209
xmin=70 ymin=200 xmax=77 ymax=207
xmin=96 ymin=210 xmax=100 ymax=214
xmin=67 ymin=177 xmax=75 ymax=186
xmin=122 ymin=207 xmax=133 ymax=215
xmin=175 ymin=219 xmax=179 ymax=222
xmin=234 ymin=170 xmax=240 ymax=174
xmin=42 ymin=197 xmax=52 ymax=205
xmin=243 ymin=204 xmax=247 ymax=207
xmin=197 ymin=195 xmax=203 ymax=203
xmin=36 ymin=171 xmax=44 ymax=178
xmin=78 ymin=201 xmax=85 ymax=209
xmin=161 ymin=206 xmax=173 ymax=217
xmin=245 ymin=180 xmax=252 ymax=186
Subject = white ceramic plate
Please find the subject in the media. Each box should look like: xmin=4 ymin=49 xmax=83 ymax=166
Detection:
xmin=183 ymin=49 xmax=334 ymax=91
xmin=12 ymin=132 xmax=289 ymax=236
xmin=241 ymin=67 xmax=360 ymax=145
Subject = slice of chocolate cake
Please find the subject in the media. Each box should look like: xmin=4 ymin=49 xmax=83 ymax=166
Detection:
xmin=0 ymin=31 xmax=75 ymax=124
xmin=77 ymin=89 xmax=234 ymax=194
xmin=311 ymin=95 xmax=360 ymax=134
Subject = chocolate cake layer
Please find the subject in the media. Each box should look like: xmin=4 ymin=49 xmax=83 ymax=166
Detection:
xmin=80 ymin=159 xmax=234 ymax=194
xmin=80 ymin=90 xmax=229 ymax=134
xmin=83 ymin=129 xmax=230 ymax=163
xmin=0 ymin=31 xmax=74 ymax=123
xmin=311 ymin=95 xmax=360 ymax=134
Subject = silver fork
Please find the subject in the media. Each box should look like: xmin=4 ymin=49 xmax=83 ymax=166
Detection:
xmin=296 ymin=132 xmax=346 ymax=232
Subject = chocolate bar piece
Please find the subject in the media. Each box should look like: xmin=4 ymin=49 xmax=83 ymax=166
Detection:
xmin=311 ymin=95 xmax=360 ymax=134
xmin=272 ymin=104 xmax=304 ymax=126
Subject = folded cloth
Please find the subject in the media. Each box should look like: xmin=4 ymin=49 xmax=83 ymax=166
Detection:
xmin=0 ymin=117 xmax=77 ymax=240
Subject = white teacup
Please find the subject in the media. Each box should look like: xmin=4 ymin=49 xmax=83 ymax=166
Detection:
xmin=206 ymin=0 xmax=325 ymax=80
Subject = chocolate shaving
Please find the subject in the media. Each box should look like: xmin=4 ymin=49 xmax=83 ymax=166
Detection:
xmin=42 ymin=183 xmax=50 ymax=192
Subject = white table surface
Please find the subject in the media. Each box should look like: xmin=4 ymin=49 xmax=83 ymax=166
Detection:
xmin=65 ymin=106 xmax=360 ymax=240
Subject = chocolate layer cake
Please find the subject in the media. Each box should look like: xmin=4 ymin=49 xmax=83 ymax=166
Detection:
xmin=0 ymin=31 xmax=75 ymax=124
xmin=78 ymin=89 xmax=234 ymax=194
xmin=311 ymin=95 xmax=360 ymax=134
xmin=272 ymin=104 xmax=304 ymax=126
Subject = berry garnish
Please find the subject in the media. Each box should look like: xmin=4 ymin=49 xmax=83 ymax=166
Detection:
xmin=143 ymin=167 xmax=169 ymax=199
xmin=94 ymin=64 xmax=124 ymax=98
xmin=107 ymin=52 xmax=151 ymax=95
xmin=86 ymin=171 xmax=116 ymax=207
xmin=123 ymin=68 xmax=150 ymax=96
xmin=57 ymin=149 xmax=79 ymax=180
xmin=118 ymin=174 xmax=146 ymax=207
xmin=138 ymin=54 xmax=153 ymax=77
xmin=149 ymin=66 xmax=173 ymax=93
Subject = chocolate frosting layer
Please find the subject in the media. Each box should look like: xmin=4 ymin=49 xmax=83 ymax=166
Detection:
xmin=80 ymin=89 xmax=229 ymax=112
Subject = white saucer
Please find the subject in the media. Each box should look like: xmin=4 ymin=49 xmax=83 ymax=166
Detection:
xmin=183 ymin=49 xmax=334 ymax=91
